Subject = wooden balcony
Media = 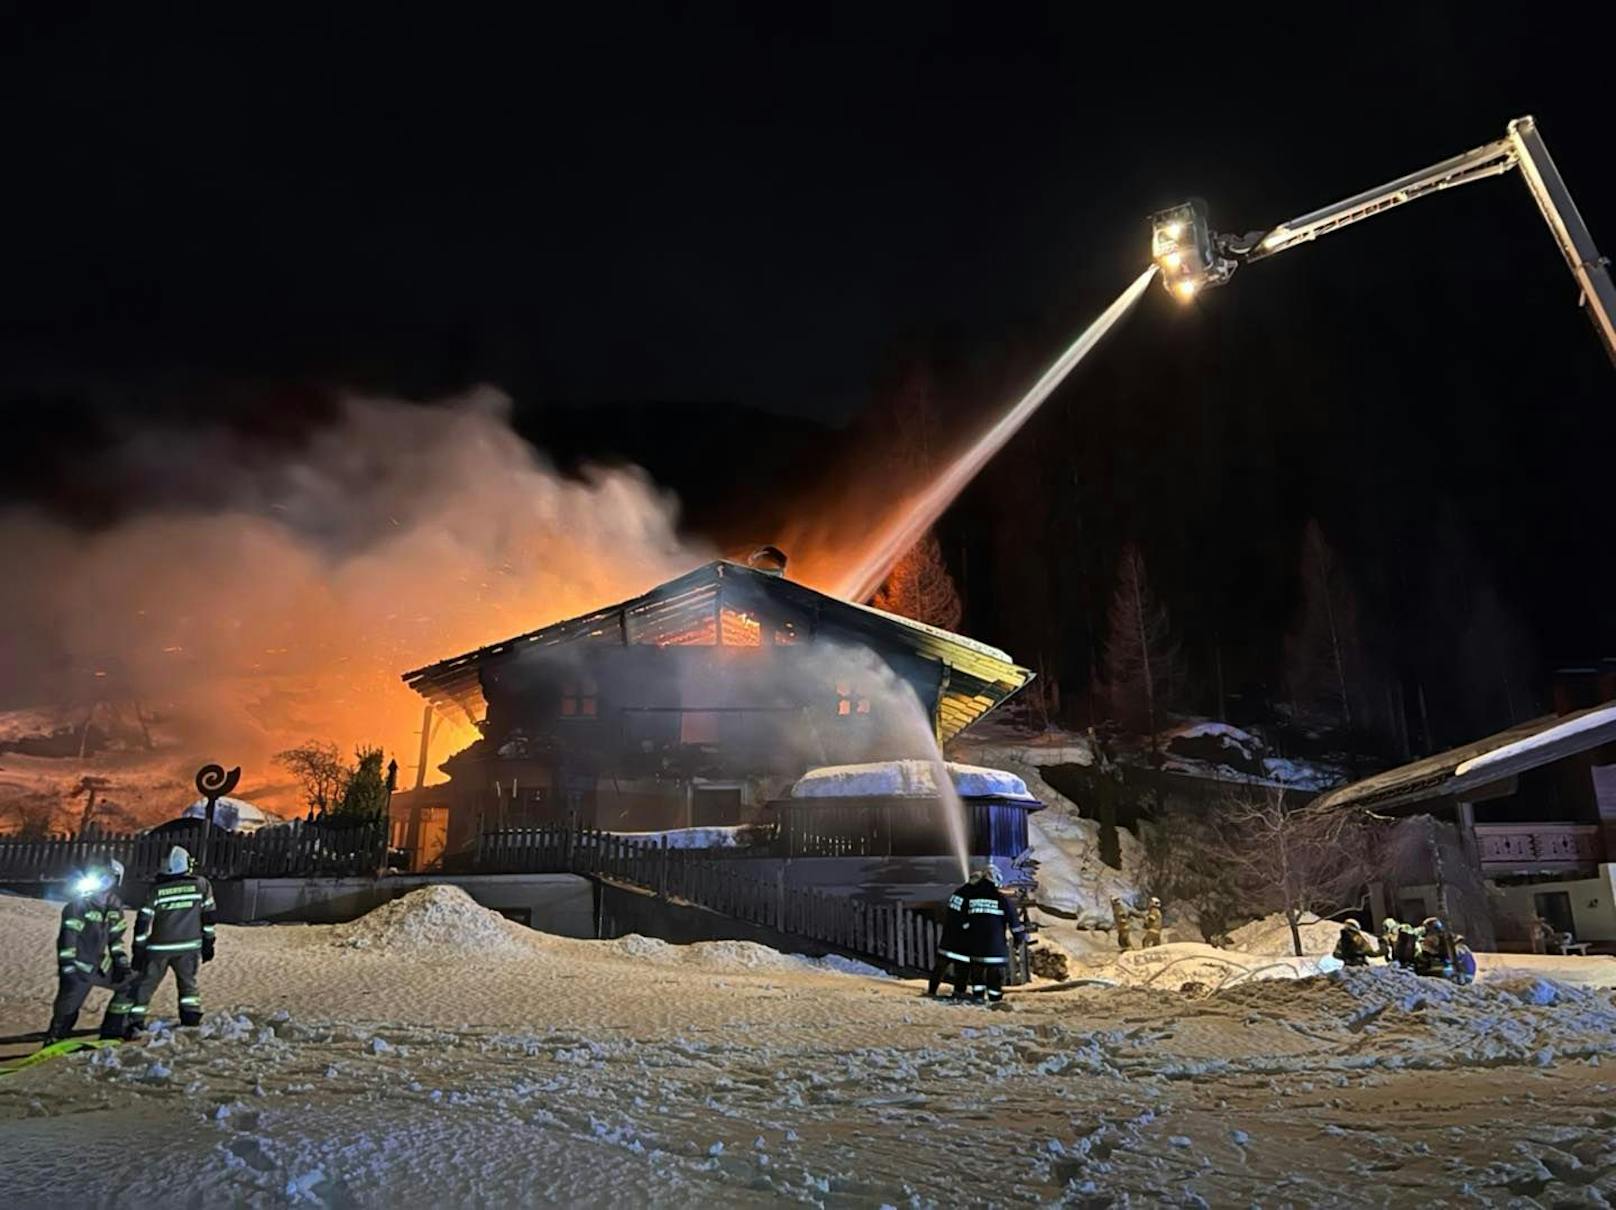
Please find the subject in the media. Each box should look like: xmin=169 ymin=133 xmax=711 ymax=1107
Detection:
xmin=1474 ymin=824 xmax=1604 ymax=873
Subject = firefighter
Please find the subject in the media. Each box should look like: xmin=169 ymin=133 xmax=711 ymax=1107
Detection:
xmin=1412 ymin=916 xmax=1454 ymax=979
xmin=1378 ymin=916 xmax=1403 ymax=964
xmin=963 ymin=864 xmax=1025 ymax=1005
xmin=1332 ymin=919 xmax=1374 ymax=967
xmin=1141 ymin=897 xmax=1164 ymax=948
xmin=1111 ymin=896 xmax=1134 ymax=951
xmin=44 ymin=860 xmax=132 ymax=1043
xmin=102 ymin=845 xmax=216 ymax=1038
xmin=1452 ymin=934 xmax=1477 ymax=986
xmin=927 ymin=879 xmax=973 ymax=999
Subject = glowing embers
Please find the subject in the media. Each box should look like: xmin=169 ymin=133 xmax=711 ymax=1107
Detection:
xmin=720 ymin=608 xmax=762 ymax=647
xmin=835 ymin=681 xmax=872 ymax=719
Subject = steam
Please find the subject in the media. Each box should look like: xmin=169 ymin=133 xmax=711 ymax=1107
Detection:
xmin=0 ymin=389 xmax=708 ymax=809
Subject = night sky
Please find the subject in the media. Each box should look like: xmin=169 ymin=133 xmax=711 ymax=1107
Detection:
xmin=3 ymin=6 xmax=1612 ymax=747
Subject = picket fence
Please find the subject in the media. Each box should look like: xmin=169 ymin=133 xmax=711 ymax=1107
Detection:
xmin=477 ymin=824 xmax=941 ymax=975
xmin=0 ymin=819 xmax=390 ymax=883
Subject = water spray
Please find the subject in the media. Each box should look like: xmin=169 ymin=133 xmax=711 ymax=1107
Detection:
xmin=834 ymin=264 xmax=1160 ymax=603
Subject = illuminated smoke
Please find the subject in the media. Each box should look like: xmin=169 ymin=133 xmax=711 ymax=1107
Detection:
xmin=0 ymin=389 xmax=708 ymax=811
xmin=785 ymin=266 xmax=1159 ymax=603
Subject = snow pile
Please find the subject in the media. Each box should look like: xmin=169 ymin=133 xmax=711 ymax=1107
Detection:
xmin=1027 ymin=807 xmax=1143 ymax=925
xmin=602 ymin=933 xmax=886 ymax=976
xmin=1216 ymin=967 xmax=1616 ymax=1066
xmin=329 ymin=886 xmax=540 ymax=957
xmin=1076 ymin=941 xmax=1323 ymax=991
xmin=791 ymin=760 xmax=1038 ymax=803
xmin=1226 ymin=912 xmax=1343 ymax=956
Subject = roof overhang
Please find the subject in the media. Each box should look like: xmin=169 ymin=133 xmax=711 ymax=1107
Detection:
xmin=402 ymin=560 xmax=1033 ymax=744
xmin=1313 ymin=701 xmax=1616 ymax=814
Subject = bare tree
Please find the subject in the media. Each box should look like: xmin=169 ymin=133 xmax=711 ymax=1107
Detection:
xmin=1285 ymin=521 xmax=1371 ymax=760
xmin=274 ymin=740 xmax=348 ymax=817
xmin=872 ymin=530 xmax=964 ymax=631
xmin=1101 ymin=544 xmax=1182 ymax=765
xmin=1216 ymin=788 xmax=1372 ymax=957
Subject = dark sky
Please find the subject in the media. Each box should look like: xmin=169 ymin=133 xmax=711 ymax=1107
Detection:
xmin=2 ymin=5 xmax=1612 ymax=737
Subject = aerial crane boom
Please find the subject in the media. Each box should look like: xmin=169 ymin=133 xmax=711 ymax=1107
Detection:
xmin=1149 ymin=116 xmax=1616 ymax=366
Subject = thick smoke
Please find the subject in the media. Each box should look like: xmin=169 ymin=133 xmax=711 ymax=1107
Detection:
xmin=0 ymin=389 xmax=707 ymax=811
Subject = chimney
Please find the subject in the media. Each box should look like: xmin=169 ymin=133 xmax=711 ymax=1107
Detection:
xmin=746 ymin=545 xmax=789 ymax=577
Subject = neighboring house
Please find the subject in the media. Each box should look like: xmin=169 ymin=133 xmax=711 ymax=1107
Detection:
xmin=1315 ymin=701 xmax=1616 ymax=945
xmin=402 ymin=554 xmax=1034 ymax=854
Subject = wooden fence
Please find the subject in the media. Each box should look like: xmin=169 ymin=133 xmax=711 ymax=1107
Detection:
xmin=477 ymin=824 xmax=941 ymax=975
xmin=0 ymin=819 xmax=390 ymax=884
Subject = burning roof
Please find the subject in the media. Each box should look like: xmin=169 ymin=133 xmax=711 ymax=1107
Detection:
xmin=401 ymin=560 xmax=1033 ymax=743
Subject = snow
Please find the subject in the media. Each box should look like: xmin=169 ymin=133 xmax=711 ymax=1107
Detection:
xmin=179 ymin=796 xmax=274 ymax=832
xmin=599 ymin=826 xmax=748 ymax=849
xmin=4 ymin=890 xmax=1616 ymax=1206
xmin=1453 ymin=703 xmax=1616 ymax=780
xmin=1166 ymin=720 xmax=1262 ymax=758
xmin=790 ymin=759 xmax=1039 ymax=803
xmin=1226 ymin=912 xmax=1345 ymax=956
xmin=328 ymin=885 xmax=544 ymax=955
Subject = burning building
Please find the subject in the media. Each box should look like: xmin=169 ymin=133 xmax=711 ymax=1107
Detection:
xmin=402 ymin=551 xmax=1033 ymax=853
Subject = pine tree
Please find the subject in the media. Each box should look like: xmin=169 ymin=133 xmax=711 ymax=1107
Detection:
xmin=1101 ymin=544 xmax=1181 ymax=763
xmin=334 ymin=747 xmax=391 ymax=819
xmin=1285 ymin=520 xmax=1369 ymax=752
xmin=872 ymin=531 xmax=963 ymax=631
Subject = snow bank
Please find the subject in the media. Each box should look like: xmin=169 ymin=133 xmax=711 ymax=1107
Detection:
xmin=791 ymin=760 xmax=1038 ymax=803
xmin=329 ymin=885 xmax=541 ymax=957
xmin=1226 ymin=913 xmax=1344 ymax=956
xmin=603 ymin=933 xmax=886 ymax=977
xmin=1074 ymin=941 xmax=1324 ymax=991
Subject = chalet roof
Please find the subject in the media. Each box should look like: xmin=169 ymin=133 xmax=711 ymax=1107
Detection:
xmin=1312 ymin=701 xmax=1616 ymax=814
xmin=402 ymin=560 xmax=1034 ymax=743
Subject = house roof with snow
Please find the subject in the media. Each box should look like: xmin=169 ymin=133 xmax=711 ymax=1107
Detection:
xmin=791 ymin=760 xmax=1043 ymax=805
xmin=403 ymin=560 xmax=1034 ymax=744
xmin=1312 ymin=701 xmax=1616 ymax=814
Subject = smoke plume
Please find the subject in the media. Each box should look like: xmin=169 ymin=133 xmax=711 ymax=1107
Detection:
xmin=0 ymin=389 xmax=707 ymax=811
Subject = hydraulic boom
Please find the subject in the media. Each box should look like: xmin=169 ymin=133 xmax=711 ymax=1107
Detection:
xmin=1149 ymin=117 xmax=1616 ymax=366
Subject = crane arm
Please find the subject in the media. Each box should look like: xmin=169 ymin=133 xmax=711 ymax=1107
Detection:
xmin=1148 ymin=116 xmax=1616 ymax=366
xmin=1241 ymin=136 xmax=1516 ymax=261
xmin=1507 ymin=117 xmax=1616 ymax=365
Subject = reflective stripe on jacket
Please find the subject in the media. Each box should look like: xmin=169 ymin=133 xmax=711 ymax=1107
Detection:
xmin=57 ymin=896 xmax=126 ymax=975
xmin=135 ymin=874 xmax=217 ymax=953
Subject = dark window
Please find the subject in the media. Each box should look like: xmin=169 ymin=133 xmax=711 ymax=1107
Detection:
xmin=561 ymin=679 xmax=597 ymax=719
xmin=692 ymin=787 xmax=744 ymax=827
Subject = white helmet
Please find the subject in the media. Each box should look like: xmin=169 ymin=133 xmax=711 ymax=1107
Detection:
xmin=107 ymin=858 xmax=125 ymax=885
xmin=980 ymin=864 xmax=1003 ymax=887
xmin=164 ymin=845 xmax=191 ymax=876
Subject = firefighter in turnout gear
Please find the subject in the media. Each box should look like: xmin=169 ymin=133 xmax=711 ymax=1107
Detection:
xmin=103 ymin=846 xmax=217 ymax=1038
xmin=1141 ymin=897 xmax=1164 ymax=948
xmin=1111 ymin=897 xmax=1133 ymax=951
xmin=928 ymin=880 xmax=974 ymax=999
xmin=44 ymin=860 xmax=132 ymax=1043
xmin=1332 ymin=920 xmax=1375 ymax=967
xmin=963 ymin=864 xmax=1025 ymax=1005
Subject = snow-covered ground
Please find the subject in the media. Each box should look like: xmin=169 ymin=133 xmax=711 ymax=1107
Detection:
xmin=3 ymin=886 xmax=1615 ymax=1207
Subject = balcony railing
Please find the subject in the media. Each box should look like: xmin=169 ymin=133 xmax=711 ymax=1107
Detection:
xmin=1474 ymin=824 xmax=1604 ymax=871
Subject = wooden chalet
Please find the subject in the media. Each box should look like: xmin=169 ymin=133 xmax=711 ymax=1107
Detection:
xmin=403 ymin=555 xmax=1034 ymax=850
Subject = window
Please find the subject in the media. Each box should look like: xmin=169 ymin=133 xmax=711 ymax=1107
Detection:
xmin=560 ymin=679 xmax=598 ymax=718
xmin=835 ymin=682 xmax=871 ymax=718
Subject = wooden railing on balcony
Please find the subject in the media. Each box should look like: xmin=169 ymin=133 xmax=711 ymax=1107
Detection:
xmin=1474 ymin=824 xmax=1603 ymax=871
